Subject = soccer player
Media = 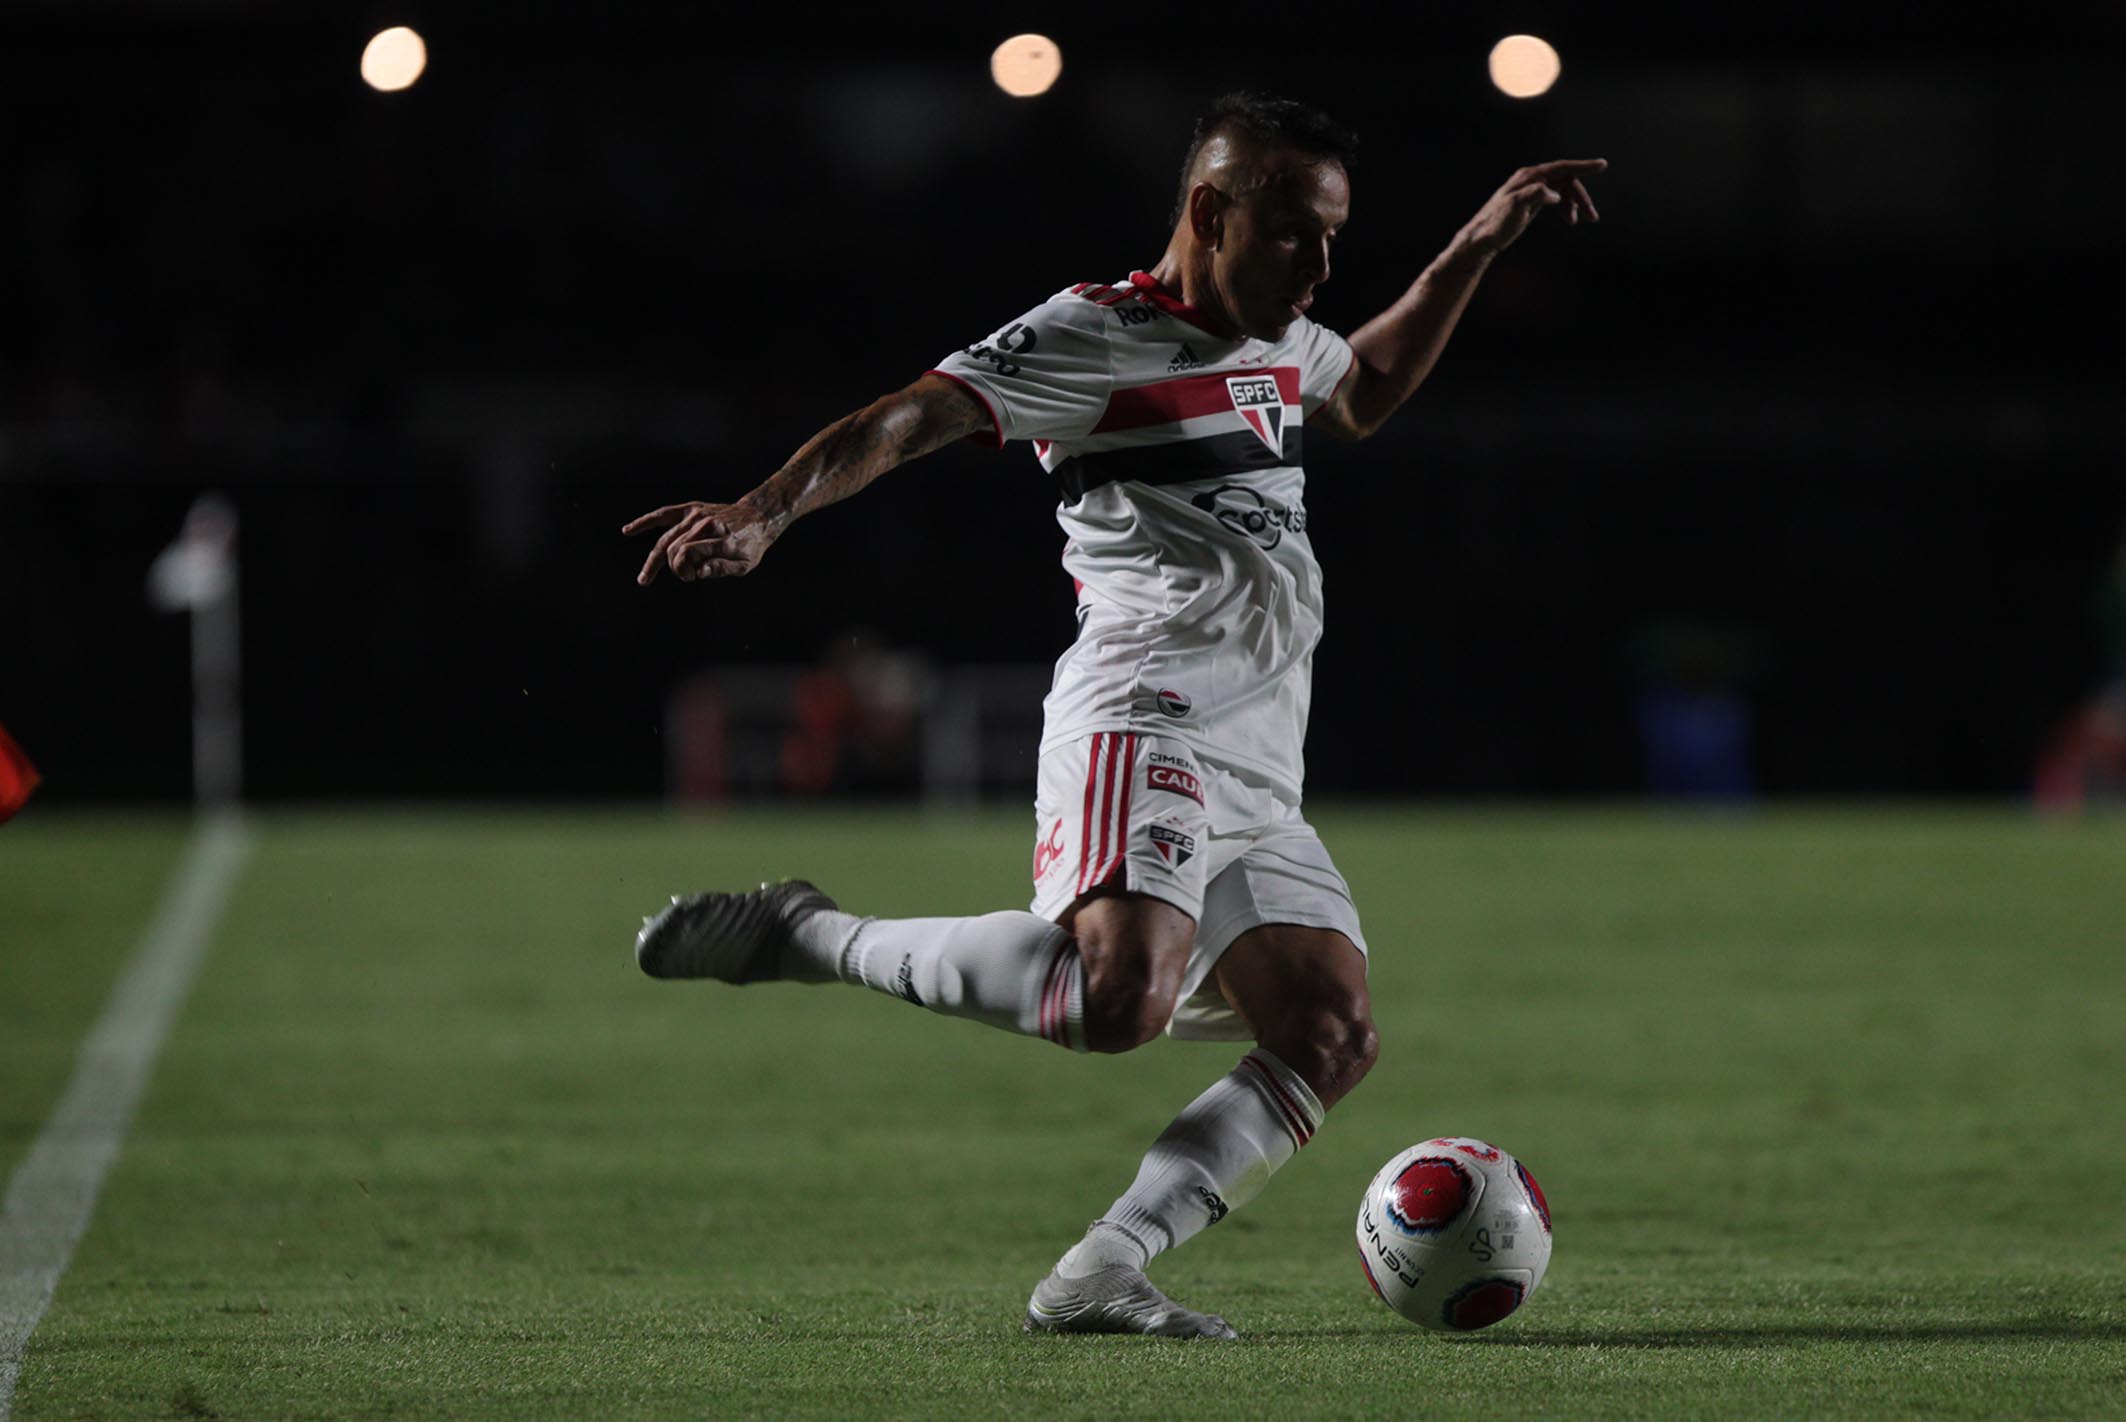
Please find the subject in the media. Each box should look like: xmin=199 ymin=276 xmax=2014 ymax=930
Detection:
xmin=625 ymin=93 xmax=1602 ymax=1339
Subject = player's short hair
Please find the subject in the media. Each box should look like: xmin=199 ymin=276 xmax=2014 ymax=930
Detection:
xmin=1170 ymin=92 xmax=1360 ymax=228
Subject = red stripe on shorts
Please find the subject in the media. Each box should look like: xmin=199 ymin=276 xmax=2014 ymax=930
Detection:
xmin=1076 ymin=732 xmax=1104 ymax=895
xmin=1096 ymin=733 xmax=1138 ymax=890
xmin=1091 ymin=733 xmax=1120 ymax=890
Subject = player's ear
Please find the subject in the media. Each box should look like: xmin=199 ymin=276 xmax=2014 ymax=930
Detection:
xmin=1189 ymin=183 xmax=1226 ymax=248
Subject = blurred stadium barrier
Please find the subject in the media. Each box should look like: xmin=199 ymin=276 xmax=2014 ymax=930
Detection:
xmin=666 ymin=661 xmax=1052 ymax=807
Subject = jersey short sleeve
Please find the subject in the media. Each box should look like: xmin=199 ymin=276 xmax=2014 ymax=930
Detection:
xmin=1294 ymin=317 xmax=1359 ymax=417
xmin=929 ymin=293 xmax=1113 ymax=448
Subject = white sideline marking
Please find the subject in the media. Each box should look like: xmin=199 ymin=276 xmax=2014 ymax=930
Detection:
xmin=0 ymin=813 xmax=253 ymax=1419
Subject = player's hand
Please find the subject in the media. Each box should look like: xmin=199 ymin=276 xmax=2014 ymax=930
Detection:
xmin=622 ymin=499 xmax=780 ymax=584
xmin=1456 ymin=158 xmax=1605 ymax=258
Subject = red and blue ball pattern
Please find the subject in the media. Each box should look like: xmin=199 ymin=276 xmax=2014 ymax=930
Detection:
xmin=1516 ymin=1159 xmax=1552 ymax=1234
xmin=1444 ymin=1277 xmax=1528 ymax=1330
xmin=1385 ymin=1156 xmax=1471 ymax=1235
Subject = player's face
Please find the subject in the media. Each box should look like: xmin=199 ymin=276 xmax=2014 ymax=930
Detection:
xmin=1215 ymin=155 xmax=1350 ymax=342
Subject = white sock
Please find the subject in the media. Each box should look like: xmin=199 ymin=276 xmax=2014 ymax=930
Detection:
xmin=1056 ymin=1048 xmax=1325 ymax=1277
xmin=793 ymin=910 xmax=1087 ymax=1051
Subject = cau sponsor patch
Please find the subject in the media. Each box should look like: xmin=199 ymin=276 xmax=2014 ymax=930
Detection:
xmin=1148 ymin=763 xmax=1204 ymax=805
xmin=1148 ymin=822 xmax=1197 ymax=867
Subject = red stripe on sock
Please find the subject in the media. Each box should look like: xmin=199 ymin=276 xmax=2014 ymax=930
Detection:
xmin=1241 ymin=1054 xmax=1309 ymax=1139
xmin=1038 ymin=948 xmax=1052 ymax=1042
xmin=1241 ymin=1054 xmax=1314 ymax=1147
xmin=1054 ymin=946 xmax=1077 ymax=1050
xmin=1039 ymin=943 xmax=1061 ymax=1043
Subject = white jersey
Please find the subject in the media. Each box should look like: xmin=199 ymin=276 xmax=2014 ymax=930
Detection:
xmin=930 ymin=271 xmax=1357 ymax=800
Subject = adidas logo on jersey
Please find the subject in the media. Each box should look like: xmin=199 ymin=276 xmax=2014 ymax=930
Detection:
xmin=1167 ymin=342 xmax=1204 ymax=372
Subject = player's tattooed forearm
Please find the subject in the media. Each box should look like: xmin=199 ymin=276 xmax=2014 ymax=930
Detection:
xmin=747 ymin=392 xmax=945 ymax=524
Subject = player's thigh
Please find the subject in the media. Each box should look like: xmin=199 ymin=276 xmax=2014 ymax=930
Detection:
xmin=1184 ymin=797 xmax=1370 ymax=1046
xmin=1030 ymin=729 xmax=1209 ymax=1007
xmin=1214 ymin=921 xmax=1372 ymax=1037
xmin=1213 ymin=923 xmax=1376 ymax=1107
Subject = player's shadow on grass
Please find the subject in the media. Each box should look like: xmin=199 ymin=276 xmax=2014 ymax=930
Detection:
xmin=1248 ymin=1320 xmax=2126 ymax=1347
xmin=1452 ymin=1321 xmax=2126 ymax=1349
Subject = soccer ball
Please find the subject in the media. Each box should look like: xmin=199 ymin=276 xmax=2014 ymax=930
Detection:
xmin=1354 ymin=1136 xmax=1553 ymax=1332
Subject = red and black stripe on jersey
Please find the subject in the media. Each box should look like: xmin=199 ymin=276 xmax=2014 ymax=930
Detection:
xmin=1048 ymin=364 xmax=1308 ymax=504
xmin=1051 ymin=426 xmax=1306 ymax=504
xmin=1095 ymin=366 xmax=1302 ymax=432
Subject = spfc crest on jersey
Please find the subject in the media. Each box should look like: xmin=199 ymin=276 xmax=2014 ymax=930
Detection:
xmin=1226 ymin=374 xmax=1286 ymax=456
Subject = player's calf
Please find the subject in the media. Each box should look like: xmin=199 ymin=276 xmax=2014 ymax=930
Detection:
xmin=1212 ymin=924 xmax=1378 ymax=1109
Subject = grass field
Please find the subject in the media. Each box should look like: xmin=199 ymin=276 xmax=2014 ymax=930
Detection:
xmin=4 ymin=806 xmax=2124 ymax=1419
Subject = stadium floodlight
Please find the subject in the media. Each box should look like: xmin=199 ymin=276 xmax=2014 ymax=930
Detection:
xmin=991 ymin=34 xmax=1062 ymax=98
xmin=1488 ymin=34 xmax=1561 ymax=99
xmin=147 ymin=495 xmax=242 ymax=808
xmin=361 ymin=26 xmax=428 ymax=93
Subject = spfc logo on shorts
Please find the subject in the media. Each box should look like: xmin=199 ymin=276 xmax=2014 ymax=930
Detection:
xmin=1226 ymin=375 xmax=1285 ymax=456
xmin=1149 ymin=822 xmax=1197 ymax=867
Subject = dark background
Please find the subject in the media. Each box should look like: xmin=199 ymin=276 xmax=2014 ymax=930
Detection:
xmin=6 ymin=1 xmax=2123 ymax=802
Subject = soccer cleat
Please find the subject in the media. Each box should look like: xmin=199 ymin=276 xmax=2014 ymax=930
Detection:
xmin=1022 ymin=1265 xmax=1238 ymax=1340
xmin=634 ymin=879 xmax=840 ymax=984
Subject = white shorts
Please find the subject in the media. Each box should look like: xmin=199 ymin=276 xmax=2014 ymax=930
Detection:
xmin=1028 ymin=731 xmax=1368 ymax=1041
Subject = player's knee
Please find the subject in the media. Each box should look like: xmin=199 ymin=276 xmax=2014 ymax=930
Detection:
xmin=1277 ymin=995 xmax=1378 ymax=1102
xmin=1338 ymin=1008 xmax=1382 ymax=1088
xmin=1081 ymin=957 xmax=1181 ymax=1054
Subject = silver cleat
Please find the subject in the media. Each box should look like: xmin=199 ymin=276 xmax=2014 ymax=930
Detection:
xmin=1023 ymin=1265 xmax=1238 ymax=1340
xmin=634 ymin=879 xmax=839 ymax=983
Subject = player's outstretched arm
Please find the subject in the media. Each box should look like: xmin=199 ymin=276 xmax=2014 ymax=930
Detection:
xmin=1312 ymin=158 xmax=1605 ymax=442
xmin=625 ymin=373 xmax=989 ymax=584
